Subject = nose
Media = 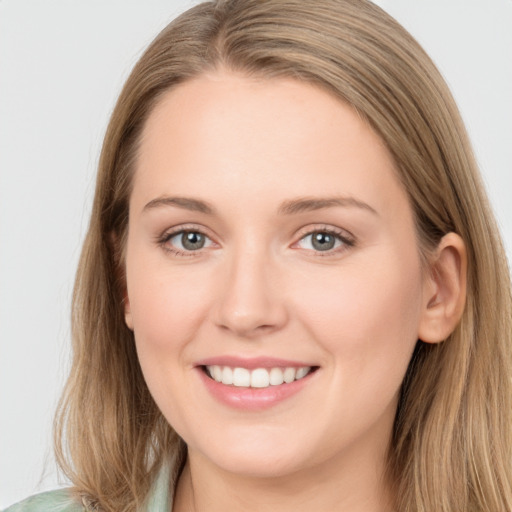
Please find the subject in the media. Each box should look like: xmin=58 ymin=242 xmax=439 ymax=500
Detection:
xmin=213 ymin=247 xmax=289 ymax=339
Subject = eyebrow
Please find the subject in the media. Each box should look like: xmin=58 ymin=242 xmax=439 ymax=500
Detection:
xmin=142 ymin=195 xmax=378 ymax=216
xmin=278 ymin=196 xmax=378 ymax=216
xmin=143 ymin=196 xmax=216 ymax=215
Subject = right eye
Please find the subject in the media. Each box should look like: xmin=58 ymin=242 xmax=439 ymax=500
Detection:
xmin=161 ymin=230 xmax=215 ymax=255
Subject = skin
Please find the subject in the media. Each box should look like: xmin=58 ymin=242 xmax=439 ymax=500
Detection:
xmin=123 ymin=71 xmax=466 ymax=512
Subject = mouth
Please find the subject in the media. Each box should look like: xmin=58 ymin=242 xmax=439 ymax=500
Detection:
xmin=201 ymin=365 xmax=319 ymax=389
xmin=195 ymin=357 xmax=320 ymax=409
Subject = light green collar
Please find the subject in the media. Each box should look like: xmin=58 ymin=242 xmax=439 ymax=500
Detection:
xmin=144 ymin=460 xmax=174 ymax=511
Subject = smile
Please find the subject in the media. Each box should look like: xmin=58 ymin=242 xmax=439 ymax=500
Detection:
xmin=205 ymin=365 xmax=314 ymax=388
xmin=196 ymin=357 xmax=319 ymax=410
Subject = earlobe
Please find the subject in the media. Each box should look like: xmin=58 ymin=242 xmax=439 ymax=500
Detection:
xmin=418 ymin=232 xmax=467 ymax=344
xmin=124 ymin=294 xmax=134 ymax=330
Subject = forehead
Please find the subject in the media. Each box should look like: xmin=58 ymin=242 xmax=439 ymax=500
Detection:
xmin=133 ymin=71 xmax=407 ymax=218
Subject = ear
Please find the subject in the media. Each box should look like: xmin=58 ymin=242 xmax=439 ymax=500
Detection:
xmin=110 ymin=230 xmax=134 ymax=331
xmin=124 ymin=293 xmax=134 ymax=331
xmin=418 ymin=232 xmax=467 ymax=344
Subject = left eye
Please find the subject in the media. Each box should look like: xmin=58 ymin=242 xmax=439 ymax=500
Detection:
xmin=297 ymin=231 xmax=345 ymax=252
xmin=167 ymin=231 xmax=213 ymax=251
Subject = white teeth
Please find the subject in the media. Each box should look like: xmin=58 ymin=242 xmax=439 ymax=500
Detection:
xmin=233 ymin=367 xmax=251 ymax=387
xmin=283 ymin=367 xmax=296 ymax=383
xmin=269 ymin=367 xmax=284 ymax=386
xmin=222 ymin=366 xmax=233 ymax=385
xmin=251 ymin=368 xmax=270 ymax=388
xmin=296 ymin=367 xmax=309 ymax=379
xmin=206 ymin=365 xmax=312 ymax=388
xmin=212 ymin=365 xmax=223 ymax=382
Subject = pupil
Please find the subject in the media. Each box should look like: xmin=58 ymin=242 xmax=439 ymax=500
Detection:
xmin=182 ymin=232 xmax=205 ymax=250
xmin=312 ymin=232 xmax=335 ymax=251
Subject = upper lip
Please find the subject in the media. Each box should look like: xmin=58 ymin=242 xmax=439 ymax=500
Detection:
xmin=194 ymin=356 xmax=317 ymax=370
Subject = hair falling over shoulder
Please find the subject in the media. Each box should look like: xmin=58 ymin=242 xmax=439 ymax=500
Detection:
xmin=53 ymin=1 xmax=512 ymax=511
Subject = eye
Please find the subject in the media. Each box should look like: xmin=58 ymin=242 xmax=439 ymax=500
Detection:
xmin=161 ymin=229 xmax=215 ymax=254
xmin=296 ymin=229 xmax=354 ymax=253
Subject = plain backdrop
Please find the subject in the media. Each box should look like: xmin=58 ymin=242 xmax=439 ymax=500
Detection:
xmin=1 ymin=0 xmax=511 ymax=508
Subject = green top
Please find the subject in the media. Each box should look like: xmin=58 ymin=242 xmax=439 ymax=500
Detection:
xmin=2 ymin=489 xmax=83 ymax=512
xmin=2 ymin=461 xmax=174 ymax=512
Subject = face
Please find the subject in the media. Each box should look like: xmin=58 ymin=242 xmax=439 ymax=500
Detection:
xmin=124 ymin=71 xmax=429 ymax=479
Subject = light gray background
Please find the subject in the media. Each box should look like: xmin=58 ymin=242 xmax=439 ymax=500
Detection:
xmin=1 ymin=0 xmax=511 ymax=507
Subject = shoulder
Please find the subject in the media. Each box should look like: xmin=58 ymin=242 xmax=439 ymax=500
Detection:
xmin=2 ymin=489 xmax=85 ymax=512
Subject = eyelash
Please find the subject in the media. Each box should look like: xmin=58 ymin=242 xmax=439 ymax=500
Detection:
xmin=157 ymin=224 xmax=216 ymax=258
xmin=157 ymin=224 xmax=356 ymax=258
xmin=294 ymin=225 xmax=356 ymax=256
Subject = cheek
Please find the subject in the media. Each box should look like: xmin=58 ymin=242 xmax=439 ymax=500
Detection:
xmin=125 ymin=248 xmax=214 ymax=360
xmin=291 ymin=251 xmax=423 ymax=381
xmin=125 ymin=252 xmax=217 ymax=428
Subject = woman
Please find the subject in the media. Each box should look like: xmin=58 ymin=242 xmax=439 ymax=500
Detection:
xmin=5 ymin=0 xmax=512 ymax=510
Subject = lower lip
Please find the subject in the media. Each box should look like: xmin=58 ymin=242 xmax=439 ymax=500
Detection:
xmin=197 ymin=368 xmax=316 ymax=410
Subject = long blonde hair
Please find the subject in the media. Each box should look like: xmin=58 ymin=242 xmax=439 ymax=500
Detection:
xmin=55 ymin=1 xmax=512 ymax=510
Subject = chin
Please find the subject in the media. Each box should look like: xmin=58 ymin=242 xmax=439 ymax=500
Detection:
xmin=207 ymin=451 xmax=306 ymax=479
xmin=190 ymin=431 xmax=319 ymax=479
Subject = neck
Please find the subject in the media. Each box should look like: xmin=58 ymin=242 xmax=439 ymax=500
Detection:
xmin=173 ymin=437 xmax=394 ymax=512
